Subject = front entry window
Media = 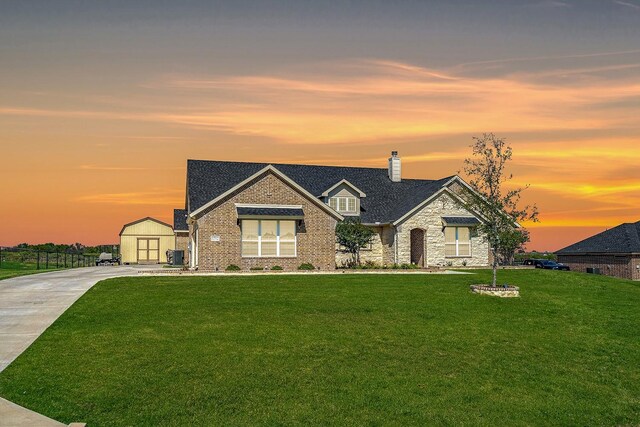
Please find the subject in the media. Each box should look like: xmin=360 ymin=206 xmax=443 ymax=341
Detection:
xmin=241 ymin=219 xmax=297 ymax=257
xmin=445 ymin=227 xmax=471 ymax=257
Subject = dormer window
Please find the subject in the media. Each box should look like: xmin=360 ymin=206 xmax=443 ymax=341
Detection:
xmin=329 ymin=196 xmax=357 ymax=213
xmin=321 ymin=179 xmax=366 ymax=216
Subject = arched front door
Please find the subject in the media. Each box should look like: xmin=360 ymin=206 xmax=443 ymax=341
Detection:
xmin=410 ymin=228 xmax=425 ymax=267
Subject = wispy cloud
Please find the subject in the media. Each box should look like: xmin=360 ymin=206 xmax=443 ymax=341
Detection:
xmin=75 ymin=190 xmax=183 ymax=205
xmin=613 ymin=0 xmax=640 ymax=10
xmin=155 ymin=59 xmax=639 ymax=144
xmin=528 ymin=1 xmax=571 ymax=9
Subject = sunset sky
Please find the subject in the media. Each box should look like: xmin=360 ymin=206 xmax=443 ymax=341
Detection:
xmin=1 ymin=0 xmax=639 ymax=250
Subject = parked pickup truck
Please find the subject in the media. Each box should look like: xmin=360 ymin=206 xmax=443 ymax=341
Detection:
xmin=95 ymin=252 xmax=121 ymax=266
xmin=523 ymin=259 xmax=570 ymax=271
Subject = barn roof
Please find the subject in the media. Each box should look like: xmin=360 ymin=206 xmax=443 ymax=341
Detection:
xmin=119 ymin=217 xmax=173 ymax=236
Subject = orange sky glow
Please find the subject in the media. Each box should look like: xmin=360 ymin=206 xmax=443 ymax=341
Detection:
xmin=1 ymin=1 xmax=639 ymax=251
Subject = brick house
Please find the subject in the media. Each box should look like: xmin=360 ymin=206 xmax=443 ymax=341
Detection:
xmin=556 ymin=221 xmax=640 ymax=281
xmin=174 ymin=152 xmax=490 ymax=271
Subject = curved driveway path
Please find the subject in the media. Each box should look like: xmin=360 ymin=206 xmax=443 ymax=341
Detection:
xmin=0 ymin=266 xmax=145 ymax=426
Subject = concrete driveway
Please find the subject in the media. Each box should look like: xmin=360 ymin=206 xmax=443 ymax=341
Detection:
xmin=0 ymin=266 xmax=147 ymax=426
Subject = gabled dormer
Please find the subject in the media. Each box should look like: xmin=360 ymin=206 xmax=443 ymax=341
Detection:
xmin=321 ymin=179 xmax=366 ymax=216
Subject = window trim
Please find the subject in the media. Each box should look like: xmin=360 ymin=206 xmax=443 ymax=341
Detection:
xmin=329 ymin=195 xmax=358 ymax=214
xmin=445 ymin=226 xmax=471 ymax=258
xmin=241 ymin=219 xmax=297 ymax=258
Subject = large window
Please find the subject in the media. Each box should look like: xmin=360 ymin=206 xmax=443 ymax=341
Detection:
xmin=241 ymin=220 xmax=297 ymax=257
xmin=329 ymin=196 xmax=357 ymax=213
xmin=445 ymin=227 xmax=471 ymax=257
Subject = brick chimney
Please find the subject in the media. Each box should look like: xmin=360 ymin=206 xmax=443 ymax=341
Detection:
xmin=388 ymin=151 xmax=401 ymax=182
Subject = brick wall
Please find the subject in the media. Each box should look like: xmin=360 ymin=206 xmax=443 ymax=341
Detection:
xmin=193 ymin=172 xmax=337 ymax=271
xmin=557 ymin=254 xmax=634 ymax=280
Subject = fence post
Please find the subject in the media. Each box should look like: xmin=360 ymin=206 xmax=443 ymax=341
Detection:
xmin=56 ymin=252 xmax=59 ymax=269
xmin=64 ymin=253 xmax=67 ymax=268
xmin=37 ymin=251 xmax=40 ymax=270
xmin=0 ymin=246 xmax=2 ymax=269
xmin=46 ymin=252 xmax=49 ymax=269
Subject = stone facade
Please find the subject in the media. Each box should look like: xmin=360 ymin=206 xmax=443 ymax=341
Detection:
xmin=192 ymin=171 xmax=338 ymax=271
xmin=175 ymin=232 xmax=189 ymax=265
xmin=334 ymin=192 xmax=489 ymax=268
xmin=335 ymin=226 xmax=386 ymax=267
xmin=557 ymin=254 xmax=640 ymax=281
xmin=395 ymin=192 xmax=489 ymax=267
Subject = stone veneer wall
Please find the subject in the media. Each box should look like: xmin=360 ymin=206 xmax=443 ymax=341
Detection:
xmin=336 ymin=227 xmax=384 ymax=267
xmin=175 ymin=232 xmax=189 ymax=265
xmin=193 ymin=172 xmax=338 ymax=271
xmin=557 ymin=254 xmax=638 ymax=280
xmin=395 ymin=192 xmax=489 ymax=267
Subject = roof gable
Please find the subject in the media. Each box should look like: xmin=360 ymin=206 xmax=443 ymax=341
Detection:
xmin=321 ymin=179 xmax=367 ymax=198
xmin=189 ymin=164 xmax=343 ymax=221
xmin=119 ymin=217 xmax=173 ymax=236
xmin=187 ymin=159 xmax=454 ymax=223
xmin=556 ymin=221 xmax=640 ymax=254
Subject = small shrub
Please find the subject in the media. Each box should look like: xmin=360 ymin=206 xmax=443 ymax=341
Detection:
xmin=225 ymin=264 xmax=241 ymax=271
xmin=462 ymin=259 xmax=468 ymax=267
xmin=298 ymin=263 xmax=315 ymax=270
xmin=446 ymin=261 xmax=453 ymax=267
xmin=250 ymin=266 xmax=263 ymax=271
xmin=400 ymin=263 xmax=411 ymax=269
xmin=363 ymin=260 xmax=381 ymax=269
xmin=271 ymin=265 xmax=283 ymax=271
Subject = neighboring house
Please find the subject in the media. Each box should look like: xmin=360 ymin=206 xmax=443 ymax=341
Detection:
xmin=173 ymin=151 xmax=489 ymax=271
xmin=120 ymin=217 xmax=175 ymax=264
xmin=173 ymin=208 xmax=189 ymax=264
xmin=556 ymin=221 xmax=640 ymax=281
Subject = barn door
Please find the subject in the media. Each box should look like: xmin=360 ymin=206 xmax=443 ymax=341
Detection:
xmin=137 ymin=238 xmax=160 ymax=263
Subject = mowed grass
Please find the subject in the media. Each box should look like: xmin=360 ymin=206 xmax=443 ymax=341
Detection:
xmin=0 ymin=262 xmax=60 ymax=280
xmin=0 ymin=271 xmax=638 ymax=426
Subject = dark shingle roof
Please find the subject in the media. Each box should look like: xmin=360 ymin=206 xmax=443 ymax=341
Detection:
xmin=556 ymin=221 xmax=640 ymax=254
xmin=187 ymin=160 xmax=454 ymax=223
xmin=442 ymin=216 xmax=481 ymax=226
xmin=173 ymin=209 xmax=188 ymax=231
xmin=237 ymin=207 xmax=304 ymax=217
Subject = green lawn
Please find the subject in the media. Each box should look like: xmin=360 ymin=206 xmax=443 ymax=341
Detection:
xmin=0 ymin=262 xmax=60 ymax=280
xmin=0 ymin=271 xmax=638 ymax=425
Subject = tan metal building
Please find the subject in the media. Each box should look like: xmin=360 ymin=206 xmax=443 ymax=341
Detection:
xmin=119 ymin=217 xmax=175 ymax=264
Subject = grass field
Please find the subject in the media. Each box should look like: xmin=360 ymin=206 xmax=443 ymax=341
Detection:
xmin=0 ymin=271 xmax=638 ymax=425
xmin=0 ymin=261 xmax=60 ymax=280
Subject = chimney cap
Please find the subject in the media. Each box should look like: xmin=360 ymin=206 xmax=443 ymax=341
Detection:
xmin=391 ymin=150 xmax=398 ymax=157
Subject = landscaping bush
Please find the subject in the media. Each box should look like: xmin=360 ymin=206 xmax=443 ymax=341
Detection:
xmin=250 ymin=266 xmax=264 ymax=271
xmin=297 ymin=263 xmax=315 ymax=270
xmin=225 ymin=264 xmax=241 ymax=271
xmin=271 ymin=266 xmax=283 ymax=271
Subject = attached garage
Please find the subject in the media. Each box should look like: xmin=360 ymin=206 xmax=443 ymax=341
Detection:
xmin=119 ymin=217 xmax=175 ymax=264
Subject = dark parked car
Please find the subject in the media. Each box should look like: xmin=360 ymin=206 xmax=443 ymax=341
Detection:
xmin=524 ymin=259 xmax=570 ymax=271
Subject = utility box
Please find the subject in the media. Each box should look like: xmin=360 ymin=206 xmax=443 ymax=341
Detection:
xmin=172 ymin=250 xmax=184 ymax=266
xmin=586 ymin=267 xmax=601 ymax=275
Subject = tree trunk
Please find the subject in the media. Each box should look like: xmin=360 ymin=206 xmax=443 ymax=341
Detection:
xmin=492 ymin=248 xmax=498 ymax=286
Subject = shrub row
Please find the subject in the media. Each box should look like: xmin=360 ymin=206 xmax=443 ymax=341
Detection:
xmin=225 ymin=263 xmax=315 ymax=272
